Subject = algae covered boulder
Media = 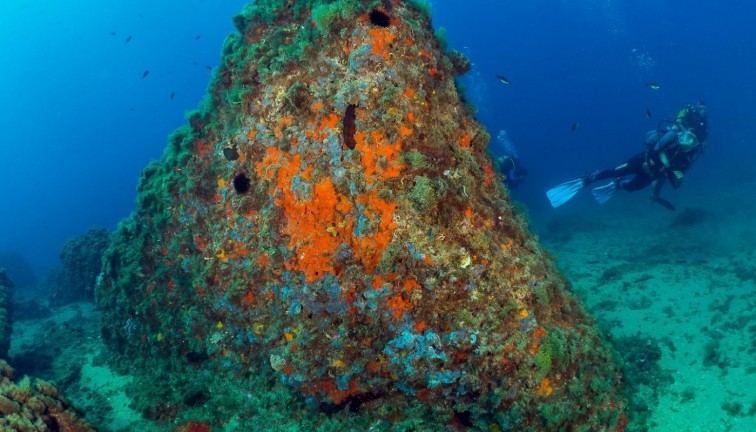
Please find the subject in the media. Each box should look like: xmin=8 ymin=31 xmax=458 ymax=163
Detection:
xmin=50 ymin=227 xmax=111 ymax=306
xmin=0 ymin=360 xmax=95 ymax=431
xmin=98 ymin=0 xmax=628 ymax=429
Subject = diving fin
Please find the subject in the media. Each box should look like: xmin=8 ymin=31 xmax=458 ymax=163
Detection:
xmin=591 ymin=181 xmax=618 ymax=204
xmin=546 ymin=178 xmax=585 ymax=208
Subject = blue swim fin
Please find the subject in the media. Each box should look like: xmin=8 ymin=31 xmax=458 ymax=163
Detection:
xmin=591 ymin=181 xmax=618 ymax=204
xmin=546 ymin=178 xmax=585 ymax=208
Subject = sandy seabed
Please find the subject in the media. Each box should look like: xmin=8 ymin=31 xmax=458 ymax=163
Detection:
xmin=533 ymin=174 xmax=756 ymax=432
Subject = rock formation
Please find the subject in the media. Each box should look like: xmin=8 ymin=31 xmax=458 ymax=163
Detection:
xmin=0 ymin=360 xmax=95 ymax=432
xmin=49 ymin=227 xmax=110 ymax=306
xmin=0 ymin=270 xmax=93 ymax=430
xmin=98 ymin=1 xmax=628 ymax=430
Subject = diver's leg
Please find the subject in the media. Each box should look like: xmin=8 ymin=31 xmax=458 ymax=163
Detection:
xmin=619 ymin=173 xmax=653 ymax=192
xmin=584 ymin=154 xmax=645 ymax=185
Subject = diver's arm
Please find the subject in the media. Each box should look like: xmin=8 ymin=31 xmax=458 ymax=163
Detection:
xmin=650 ymin=178 xmax=676 ymax=211
xmin=655 ymin=130 xmax=678 ymax=151
xmin=651 ymin=178 xmax=665 ymax=198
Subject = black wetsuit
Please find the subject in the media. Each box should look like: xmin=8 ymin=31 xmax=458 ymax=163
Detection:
xmin=586 ymin=127 xmax=704 ymax=196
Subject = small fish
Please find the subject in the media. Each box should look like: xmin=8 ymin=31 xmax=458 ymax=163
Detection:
xmin=205 ymin=65 xmax=212 ymax=70
xmin=496 ymin=75 xmax=509 ymax=85
xmin=170 ymin=91 xmax=175 ymax=99
xmin=571 ymin=122 xmax=580 ymax=132
xmin=142 ymin=70 xmax=150 ymax=79
xmin=647 ymin=82 xmax=661 ymax=90
xmin=125 ymin=35 xmax=132 ymax=44
xmin=645 ymin=108 xmax=652 ymax=119
xmin=110 ymin=32 xmax=117 ymax=36
xmin=195 ymin=35 xmax=201 ymax=40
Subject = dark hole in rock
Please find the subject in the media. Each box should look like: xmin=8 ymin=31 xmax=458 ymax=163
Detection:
xmin=186 ymin=351 xmax=209 ymax=364
xmin=343 ymin=104 xmax=357 ymax=150
xmin=223 ymin=146 xmax=239 ymax=161
xmin=233 ymin=173 xmax=251 ymax=194
xmin=184 ymin=390 xmax=209 ymax=407
xmin=320 ymin=392 xmax=382 ymax=414
xmin=454 ymin=411 xmax=474 ymax=427
xmin=369 ymin=10 xmax=391 ymax=27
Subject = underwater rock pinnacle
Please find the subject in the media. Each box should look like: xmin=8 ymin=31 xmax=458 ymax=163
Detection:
xmin=98 ymin=0 xmax=628 ymax=429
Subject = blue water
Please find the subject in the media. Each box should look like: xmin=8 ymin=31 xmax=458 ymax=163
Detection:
xmin=1 ymin=0 xmax=754 ymax=277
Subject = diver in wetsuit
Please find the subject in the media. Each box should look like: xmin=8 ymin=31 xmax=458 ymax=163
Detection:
xmin=546 ymin=102 xmax=708 ymax=211
xmin=495 ymin=154 xmax=528 ymax=189
xmin=493 ymin=129 xmax=528 ymax=189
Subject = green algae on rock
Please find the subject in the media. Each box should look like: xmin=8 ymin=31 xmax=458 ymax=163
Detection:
xmin=50 ymin=227 xmax=111 ymax=306
xmin=98 ymin=0 xmax=628 ymax=430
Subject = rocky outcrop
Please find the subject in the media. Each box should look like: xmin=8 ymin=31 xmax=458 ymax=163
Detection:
xmin=98 ymin=1 xmax=628 ymax=430
xmin=49 ymin=227 xmax=110 ymax=306
xmin=0 ymin=359 xmax=94 ymax=431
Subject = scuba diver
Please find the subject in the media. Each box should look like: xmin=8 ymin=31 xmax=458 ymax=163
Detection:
xmin=493 ymin=129 xmax=528 ymax=188
xmin=495 ymin=154 xmax=528 ymax=189
xmin=546 ymin=101 xmax=708 ymax=211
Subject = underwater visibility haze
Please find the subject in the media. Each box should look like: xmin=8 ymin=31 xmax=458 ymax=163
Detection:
xmin=1 ymin=0 xmax=755 ymax=431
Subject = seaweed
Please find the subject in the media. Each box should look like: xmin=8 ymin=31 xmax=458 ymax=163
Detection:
xmin=612 ymin=334 xmax=673 ymax=430
xmin=312 ymin=0 xmax=363 ymax=33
